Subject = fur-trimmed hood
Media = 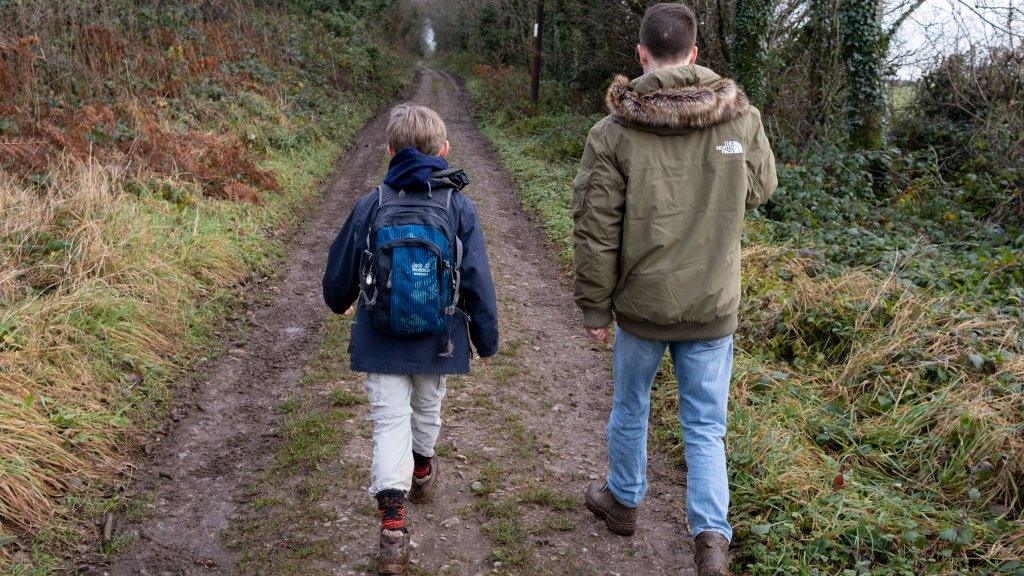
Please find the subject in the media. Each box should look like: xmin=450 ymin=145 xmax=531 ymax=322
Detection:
xmin=605 ymin=65 xmax=750 ymax=132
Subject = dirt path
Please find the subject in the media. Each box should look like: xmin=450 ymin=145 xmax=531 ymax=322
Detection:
xmin=98 ymin=66 xmax=696 ymax=576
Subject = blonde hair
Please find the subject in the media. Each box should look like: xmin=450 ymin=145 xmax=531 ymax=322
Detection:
xmin=386 ymin=104 xmax=447 ymax=155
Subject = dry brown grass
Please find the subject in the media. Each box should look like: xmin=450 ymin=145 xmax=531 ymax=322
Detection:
xmin=0 ymin=1 xmax=293 ymax=202
xmin=743 ymin=245 xmax=1023 ymax=493
xmin=1 ymin=160 xmax=248 ymax=547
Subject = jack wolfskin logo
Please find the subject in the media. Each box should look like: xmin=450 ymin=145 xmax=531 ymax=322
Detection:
xmin=410 ymin=262 xmax=432 ymax=277
xmin=716 ymin=140 xmax=744 ymax=155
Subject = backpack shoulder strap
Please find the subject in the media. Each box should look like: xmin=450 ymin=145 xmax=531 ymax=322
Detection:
xmin=442 ymin=187 xmax=464 ymax=315
xmin=378 ymin=183 xmax=401 ymax=205
xmin=365 ymin=185 xmax=386 ymax=248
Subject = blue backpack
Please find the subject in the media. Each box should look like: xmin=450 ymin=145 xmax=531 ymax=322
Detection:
xmin=358 ymin=182 xmax=464 ymax=354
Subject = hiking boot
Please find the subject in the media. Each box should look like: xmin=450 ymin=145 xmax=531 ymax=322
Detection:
xmin=584 ymin=480 xmax=637 ymax=536
xmin=377 ymin=529 xmax=410 ymax=574
xmin=409 ymin=457 xmax=439 ymax=504
xmin=694 ymin=531 xmax=730 ymax=576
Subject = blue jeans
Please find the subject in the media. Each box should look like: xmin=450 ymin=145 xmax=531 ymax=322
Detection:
xmin=606 ymin=327 xmax=734 ymax=541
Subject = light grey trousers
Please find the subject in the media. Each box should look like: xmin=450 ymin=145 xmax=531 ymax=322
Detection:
xmin=365 ymin=373 xmax=447 ymax=495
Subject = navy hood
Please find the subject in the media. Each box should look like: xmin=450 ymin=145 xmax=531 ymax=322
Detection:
xmin=384 ymin=147 xmax=449 ymax=191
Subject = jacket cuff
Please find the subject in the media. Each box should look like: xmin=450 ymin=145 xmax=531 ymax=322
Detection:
xmin=581 ymin=308 xmax=613 ymax=329
xmin=476 ymin=344 xmax=499 ymax=359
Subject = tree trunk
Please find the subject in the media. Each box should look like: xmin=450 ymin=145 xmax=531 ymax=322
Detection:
xmin=530 ymin=0 xmax=544 ymax=104
xmin=841 ymin=0 xmax=887 ymax=150
xmin=732 ymin=0 xmax=773 ymax=109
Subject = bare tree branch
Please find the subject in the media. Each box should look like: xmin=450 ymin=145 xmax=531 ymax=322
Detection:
xmin=887 ymin=0 xmax=928 ymax=37
xmin=953 ymin=0 xmax=1023 ymax=37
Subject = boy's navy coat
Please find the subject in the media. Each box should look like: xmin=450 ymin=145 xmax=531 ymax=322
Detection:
xmin=322 ymin=148 xmax=499 ymax=375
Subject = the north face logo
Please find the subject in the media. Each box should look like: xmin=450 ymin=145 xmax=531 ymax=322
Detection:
xmin=716 ymin=140 xmax=744 ymax=155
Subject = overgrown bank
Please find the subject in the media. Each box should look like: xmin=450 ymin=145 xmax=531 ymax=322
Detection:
xmin=459 ymin=64 xmax=1024 ymax=575
xmin=0 ymin=1 xmax=412 ymax=572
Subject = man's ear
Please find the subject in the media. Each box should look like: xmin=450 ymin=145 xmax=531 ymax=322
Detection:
xmin=387 ymin=145 xmax=396 ymax=157
xmin=687 ymin=45 xmax=699 ymax=65
xmin=637 ymin=44 xmax=649 ymax=67
xmin=438 ymin=141 xmax=450 ymax=159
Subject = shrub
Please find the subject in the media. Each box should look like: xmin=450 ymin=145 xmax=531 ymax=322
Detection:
xmin=892 ymin=48 xmax=1024 ymax=225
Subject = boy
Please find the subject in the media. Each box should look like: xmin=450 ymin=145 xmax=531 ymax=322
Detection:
xmin=572 ymin=4 xmax=777 ymax=575
xmin=323 ymin=104 xmax=499 ymax=574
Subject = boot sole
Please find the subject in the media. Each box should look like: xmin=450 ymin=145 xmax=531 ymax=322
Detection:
xmin=408 ymin=492 xmax=431 ymax=504
xmin=409 ymin=460 xmax=438 ymax=504
xmin=378 ymin=562 xmax=408 ymax=575
xmin=408 ymin=478 xmax=435 ymax=504
xmin=585 ymin=494 xmax=636 ymax=536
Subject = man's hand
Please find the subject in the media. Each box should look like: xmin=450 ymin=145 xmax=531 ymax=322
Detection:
xmin=587 ymin=327 xmax=611 ymax=344
xmin=344 ymin=306 xmax=355 ymax=316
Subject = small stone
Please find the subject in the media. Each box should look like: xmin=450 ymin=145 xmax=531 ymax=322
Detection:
xmin=441 ymin=517 xmax=462 ymax=528
xmin=588 ymin=472 xmax=598 ymax=480
xmin=471 ymin=481 xmax=485 ymax=493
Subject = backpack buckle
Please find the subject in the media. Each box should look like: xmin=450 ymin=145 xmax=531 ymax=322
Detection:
xmin=445 ymin=306 xmax=470 ymax=322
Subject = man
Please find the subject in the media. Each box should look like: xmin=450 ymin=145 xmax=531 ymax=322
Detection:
xmin=573 ymin=4 xmax=777 ymax=575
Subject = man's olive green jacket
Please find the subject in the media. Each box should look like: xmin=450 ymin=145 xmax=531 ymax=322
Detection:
xmin=572 ymin=65 xmax=778 ymax=341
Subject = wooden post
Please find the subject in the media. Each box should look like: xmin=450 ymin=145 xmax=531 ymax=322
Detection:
xmin=530 ymin=0 xmax=545 ymax=104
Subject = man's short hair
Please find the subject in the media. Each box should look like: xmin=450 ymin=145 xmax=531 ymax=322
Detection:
xmin=639 ymin=3 xmax=698 ymax=61
xmin=386 ymin=104 xmax=447 ymax=155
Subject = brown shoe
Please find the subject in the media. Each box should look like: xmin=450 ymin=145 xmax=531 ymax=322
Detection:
xmin=408 ymin=457 xmax=438 ymax=504
xmin=377 ymin=529 xmax=410 ymax=574
xmin=584 ymin=480 xmax=637 ymax=536
xmin=694 ymin=531 xmax=730 ymax=576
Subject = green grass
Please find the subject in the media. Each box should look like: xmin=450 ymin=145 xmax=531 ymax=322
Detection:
xmin=463 ymin=69 xmax=1024 ymax=575
xmin=520 ymin=487 xmax=579 ymax=511
xmin=475 ymin=498 xmax=533 ymax=567
xmin=541 ymin=514 xmax=576 ymax=532
xmin=274 ymin=409 xmax=349 ymax=473
xmin=328 ymin=388 xmax=366 ymax=407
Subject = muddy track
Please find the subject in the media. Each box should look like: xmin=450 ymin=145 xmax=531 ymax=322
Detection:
xmin=97 ymin=66 xmax=697 ymax=576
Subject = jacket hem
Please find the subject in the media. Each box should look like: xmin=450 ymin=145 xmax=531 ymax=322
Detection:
xmin=616 ymin=313 xmax=737 ymax=342
xmin=351 ymin=360 xmax=469 ymax=376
